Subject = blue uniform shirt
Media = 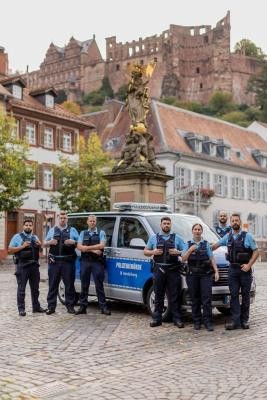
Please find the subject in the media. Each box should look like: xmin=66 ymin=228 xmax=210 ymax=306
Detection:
xmin=146 ymin=230 xmax=185 ymax=251
xmin=219 ymin=230 xmax=258 ymax=251
xmin=78 ymin=228 xmax=106 ymax=244
xmin=215 ymin=224 xmax=231 ymax=238
xmin=182 ymin=238 xmax=213 ymax=258
xmin=9 ymin=232 xmax=40 ymax=248
xmin=45 ymin=226 xmax=79 ymax=242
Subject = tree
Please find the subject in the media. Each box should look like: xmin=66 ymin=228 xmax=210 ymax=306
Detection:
xmin=115 ymin=84 xmax=128 ymax=101
xmin=53 ymin=133 xmax=113 ymax=212
xmin=55 ymin=89 xmax=67 ymax=104
xmin=61 ymin=100 xmax=81 ymax=115
xmin=234 ymin=39 xmax=265 ymax=60
xmin=208 ymin=91 xmax=235 ymax=116
xmin=247 ymin=64 xmax=267 ymax=120
xmin=0 ymin=111 xmax=34 ymax=212
xmin=83 ymin=76 xmax=114 ymax=106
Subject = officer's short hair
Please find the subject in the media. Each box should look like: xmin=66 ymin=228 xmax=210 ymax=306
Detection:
xmin=161 ymin=216 xmax=171 ymax=223
xmin=192 ymin=223 xmax=203 ymax=231
xmin=23 ymin=218 xmax=33 ymax=225
xmin=230 ymin=213 xmax=241 ymax=221
xmin=58 ymin=211 xmax=67 ymax=217
xmin=88 ymin=214 xmax=97 ymax=221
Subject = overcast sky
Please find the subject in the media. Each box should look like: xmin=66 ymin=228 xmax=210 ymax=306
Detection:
xmin=1 ymin=0 xmax=266 ymax=73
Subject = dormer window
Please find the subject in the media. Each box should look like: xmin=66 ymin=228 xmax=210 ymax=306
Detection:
xmin=202 ymin=138 xmax=217 ymax=157
xmin=13 ymin=84 xmax=23 ymax=99
xmin=252 ymin=150 xmax=267 ymax=168
xmin=45 ymin=94 xmax=54 ymax=108
xmin=217 ymin=141 xmax=230 ymax=160
xmin=185 ymin=132 xmax=203 ymax=153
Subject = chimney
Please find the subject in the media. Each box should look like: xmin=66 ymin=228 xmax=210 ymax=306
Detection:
xmin=0 ymin=46 xmax=8 ymax=76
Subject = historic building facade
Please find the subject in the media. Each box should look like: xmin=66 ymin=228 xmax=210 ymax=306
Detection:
xmin=24 ymin=12 xmax=263 ymax=105
xmin=0 ymin=75 xmax=94 ymax=259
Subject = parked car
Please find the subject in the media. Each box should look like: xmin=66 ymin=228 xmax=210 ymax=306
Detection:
xmin=58 ymin=203 xmax=256 ymax=320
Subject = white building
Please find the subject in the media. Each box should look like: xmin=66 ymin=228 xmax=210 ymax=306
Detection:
xmin=0 ymin=76 xmax=94 ymax=259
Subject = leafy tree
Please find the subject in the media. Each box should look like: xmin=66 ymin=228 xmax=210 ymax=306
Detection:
xmin=83 ymin=76 xmax=114 ymax=106
xmin=53 ymin=133 xmax=113 ymax=212
xmin=208 ymin=91 xmax=235 ymax=116
xmin=247 ymin=64 xmax=267 ymax=121
xmin=234 ymin=39 xmax=265 ymax=60
xmin=221 ymin=111 xmax=249 ymax=127
xmin=0 ymin=111 xmax=34 ymax=212
xmin=55 ymin=89 xmax=67 ymax=104
xmin=61 ymin=100 xmax=81 ymax=115
xmin=115 ymin=84 xmax=128 ymax=102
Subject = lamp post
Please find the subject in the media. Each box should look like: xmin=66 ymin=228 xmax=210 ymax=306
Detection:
xmin=38 ymin=199 xmax=55 ymax=252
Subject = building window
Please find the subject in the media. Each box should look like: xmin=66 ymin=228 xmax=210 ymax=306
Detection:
xmin=195 ymin=171 xmax=210 ymax=188
xmin=62 ymin=131 xmax=72 ymax=152
xmin=200 ymin=83 xmax=203 ymax=89
xmin=231 ymin=177 xmax=244 ymax=199
xmin=248 ymin=179 xmax=261 ymax=201
xmin=12 ymin=84 xmax=22 ymax=99
xmin=196 ymin=67 xmax=200 ymax=74
xmin=247 ymin=213 xmax=260 ymax=237
xmin=262 ymin=182 xmax=267 ymax=202
xmin=11 ymin=120 xmax=20 ymax=138
xmin=44 ymin=127 xmax=54 ymax=149
xmin=26 ymin=123 xmax=36 ymax=145
xmin=175 ymin=167 xmax=191 ymax=189
xmin=214 ymin=175 xmax=228 ymax=197
xmin=116 ymin=64 xmax=120 ymax=71
xmin=195 ymin=140 xmax=202 ymax=153
xmin=27 ymin=165 xmax=36 ymax=188
xmin=43 ymin=168 xmax=53 ymax=190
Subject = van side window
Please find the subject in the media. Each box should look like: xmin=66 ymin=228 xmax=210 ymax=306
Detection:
xmin=118 ymin=217 xmax=148 ymax=248
xmin=95 ymin=217 xmax=116 ymax=247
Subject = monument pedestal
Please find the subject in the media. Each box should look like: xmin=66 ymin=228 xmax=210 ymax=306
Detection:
xmin=105 ymin=170 xmax=173 ymax=209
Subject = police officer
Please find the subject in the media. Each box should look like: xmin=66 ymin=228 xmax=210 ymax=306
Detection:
xmin=182 ymin=223 xmax=219 ymax=331
xmin=44 ymin=211 xmax=79 ymax=315
xmin=75 ymin=214 xmax=111 ymax=315
xmin=144 ymin=216 xmax=185 ymax=328
xmin=213 ymin=214 xmax=259 ymax=330
xmin=215 ymin=210 xmax=231 ymax=238
xmin=8 ymin=219 xmax=46 ymax=316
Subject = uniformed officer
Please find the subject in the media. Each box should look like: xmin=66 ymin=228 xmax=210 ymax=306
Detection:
xmin=44 ymin=211 xmax=79 ymax=315
xmin=144 ymin=216 xmax=185 ymax=328
xmin=214 ymin=210 xmax=231 ymax=238
xmin=212 ymin=214 xmax=259 ymax=330
xmin=8 ymin=219 xmax=46 ymax=316
xmin=75 ymin=214 xmax=111 ymax=315
xmin=182 ymin=223 xmax=219 ymax=331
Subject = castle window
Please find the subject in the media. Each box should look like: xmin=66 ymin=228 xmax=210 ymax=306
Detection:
xmin=129 ymin=48 xmax=133 ymax=57
xmin=140 ymin=60 xmax=144 ymax=65
xmin=204 ymin=36 xmax=209 ymax=44
xmin=116 ymin=64 xmax=120 ymax=71
xmin=190 ymin=28 xmax=195 ymax=36
xmin=200 ymin=27 xmax=206 ymax=34
xmin=109 ymin=43 xmax=113 ymax=48
xmin=200 ymin=83 xmax=203 ymax=89
xmin=196 ymin=67 xmax=200 ymax=74
xmin=154 ymin=57 xmax=158 ymax=63
xmin=135 ymin=46 xmax=139 ymax=53
xmin=142 ymin=44 xmax=145 ymax=51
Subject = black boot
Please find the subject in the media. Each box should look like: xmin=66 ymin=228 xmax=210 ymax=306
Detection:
xmin=67 ymin=306 xmax=76 ymax=314
xmin=75 ymin=306 xmax=87 ymax=315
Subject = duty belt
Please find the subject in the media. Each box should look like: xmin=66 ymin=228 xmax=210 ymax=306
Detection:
xmin=188 ymin=265 xmax=212 ymax=275
xmin=154 ymin=263 xmax=180 ymax=273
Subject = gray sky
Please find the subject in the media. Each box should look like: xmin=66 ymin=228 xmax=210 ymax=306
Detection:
xmin=1 ymin=0 xmax=266 ymax=73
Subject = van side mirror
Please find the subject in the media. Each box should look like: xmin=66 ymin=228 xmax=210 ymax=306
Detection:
xmin=129 ymin=238 xmax=146 ymax=249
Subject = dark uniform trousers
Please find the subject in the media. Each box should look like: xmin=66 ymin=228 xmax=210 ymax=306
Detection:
xmin=15 ymin=263 xmax=41 ymax=312
xmin=153 ymin=266 xmax=182 ymax=322
xmin=229 ymin=265 xmax=252 ymax=325
xmin=47 ymin=259 xmax=75 ymax=310
xmin=186 ymin=273 xmax=212 ymax=324
xmin=79 ymin=259 xmax=107 ymax=309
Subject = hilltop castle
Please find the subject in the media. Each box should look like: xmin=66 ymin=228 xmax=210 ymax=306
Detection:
xmin=24 ymin=12 xmax=262 ymax=104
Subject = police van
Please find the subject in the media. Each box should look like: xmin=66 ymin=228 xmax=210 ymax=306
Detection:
xmin=58 ymin=203 xmax=256 ymax=320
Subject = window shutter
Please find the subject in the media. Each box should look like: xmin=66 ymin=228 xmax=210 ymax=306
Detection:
xmin=20 ymin=119 xmax=26 ymax=139
xmin=56 ymin=128 xmax=62 ymax=150
xmin=224 ymin=176 xmax=228 ymax=197
xmin=39 ymin=124 xmax=45 ymax=147
xmin=257 ymin=181 xmax=261 ymax=201
xmin=241 ymin=179 xmax=244 ymax=199
xmin=231 ymin=178 xmax=235 ymax=198
xmin=37 ymin=164 xmax=43 ymax=189
xmin=186 ymin=169 xmax=191 ymax=186
xmin=248 ymin=179 xmax=252 ymax=200
xmin=195 ymin=171 xmax=200 ymax=184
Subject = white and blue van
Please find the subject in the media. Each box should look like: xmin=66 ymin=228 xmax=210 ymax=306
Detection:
xmin=58 ymin=203 xmax=256 ymax=320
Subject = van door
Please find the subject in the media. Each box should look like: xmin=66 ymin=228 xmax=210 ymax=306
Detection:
xmin=106 ymin=216 xmax=152 ymax=303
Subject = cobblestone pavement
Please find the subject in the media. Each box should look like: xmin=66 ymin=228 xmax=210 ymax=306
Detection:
xmin=0 ymin=261 xmax=266 ymax=400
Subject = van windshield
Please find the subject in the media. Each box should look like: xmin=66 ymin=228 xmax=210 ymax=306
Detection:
xmin=146 ymin=214 xmax=219 ymax=243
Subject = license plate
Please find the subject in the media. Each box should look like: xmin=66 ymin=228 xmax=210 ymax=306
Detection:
xmin=223 ymin=295 xmax=230 ymax=305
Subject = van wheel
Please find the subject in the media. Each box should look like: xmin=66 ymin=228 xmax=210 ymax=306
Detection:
xmin=216 ymin=307 xmax=231 ymax=316
xmin=58 ymin=280 xmax=80 ymax=305
xmin=146 ymin=286 xmax=172 ymax=322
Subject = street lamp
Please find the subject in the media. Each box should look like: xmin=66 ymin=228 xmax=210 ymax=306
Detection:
xmin=38 ymin=198 xmax=56 ymax=243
